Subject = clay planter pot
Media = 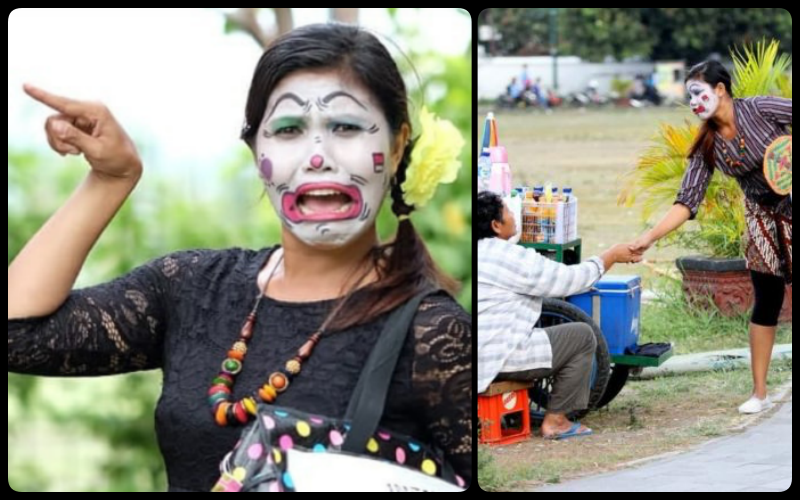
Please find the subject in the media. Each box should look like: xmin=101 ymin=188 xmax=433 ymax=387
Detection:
xmin=677 ymin=256 xmax=791 ymax=323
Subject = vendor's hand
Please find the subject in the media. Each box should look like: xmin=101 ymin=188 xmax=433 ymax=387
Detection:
xmin=610 ymin=243 xmax=644 ymax=264
xmin=628 ymin=233 xmax=655 ymax=255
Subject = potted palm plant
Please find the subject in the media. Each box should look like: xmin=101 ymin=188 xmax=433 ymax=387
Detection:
xmin=620 ymin=39 xmax=792 ymax=322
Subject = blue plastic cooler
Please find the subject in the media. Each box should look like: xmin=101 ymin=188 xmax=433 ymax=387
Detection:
xmin=567 ymin=276 xmax=641 ymax=355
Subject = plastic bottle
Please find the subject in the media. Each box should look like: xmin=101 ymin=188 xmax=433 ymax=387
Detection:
xmin=552 ymin=186 xmax=561 ymax=203
xmin=489 ymin=146 xmax=512 ymax=197
xmin=543 ymin=184 xmax=557 ymax=243
xmin=543 ymin=183 xmax=553 ymax=203
xmin=522 ymin=191 xmax=536 ymax=243
xmin=477 ymin=148 xmax=492 ymax=192
xmin=533 ymin=186 xmax=544 ymax=202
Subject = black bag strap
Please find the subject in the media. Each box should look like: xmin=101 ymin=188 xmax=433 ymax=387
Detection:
xmin=341 ymin=288 xmax=458 ymax=483
xmin=342 ymin=289 xmax=435 ymax=453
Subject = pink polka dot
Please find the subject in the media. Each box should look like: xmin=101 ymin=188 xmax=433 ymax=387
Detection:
xmin=379 ymin=432 xmax=392 ymax=441
xmin=262 ymin=415 xmax=276 ymax=430
xmin=457 ymin=476 xmax=466 ymax=488
xmin=329 ymin=430 xmax=344 ymax=446
xmin=269 ymin=481 xmax=281 ymax=493
xmin=310 ymin=417 xmax=325 ymax=425
xmin=279 ymin=435 xmax=294 ymax=451
xmin=395 ymin=447 xmax=407 ymax=464
xmin=248 ymin=443 xmax=264 ymax=460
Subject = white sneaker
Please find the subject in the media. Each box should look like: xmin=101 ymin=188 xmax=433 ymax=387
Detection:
xmin=738 ymin=395 xmax=774 ymax=414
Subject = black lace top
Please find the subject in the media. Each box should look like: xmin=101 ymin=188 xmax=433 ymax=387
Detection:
xmin=7 ymin=247 xmax=473 ymax=491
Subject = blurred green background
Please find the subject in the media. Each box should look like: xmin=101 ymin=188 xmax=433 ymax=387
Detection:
xmin=8 ymin=8 xmax=472 ymax=492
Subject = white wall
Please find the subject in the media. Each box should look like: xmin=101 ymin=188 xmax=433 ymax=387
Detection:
xmin=478 ymin=56 xmax=656 ymax=99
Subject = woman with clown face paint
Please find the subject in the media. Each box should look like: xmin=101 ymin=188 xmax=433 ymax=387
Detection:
xmin=629 ymin=60 xmax=791 ymax=415
xmin=9 ymin=24 xmax=471 ymax=491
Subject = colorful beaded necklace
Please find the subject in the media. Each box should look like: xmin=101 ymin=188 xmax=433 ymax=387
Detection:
xmin=722 ymin=134 xmax=747 ymax=168
xmin=208 ymin=250 xmax=371 ymax=427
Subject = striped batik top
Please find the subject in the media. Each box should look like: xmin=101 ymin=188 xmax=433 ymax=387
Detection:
xmin=676 ymin=96 xmax=792 ymax=219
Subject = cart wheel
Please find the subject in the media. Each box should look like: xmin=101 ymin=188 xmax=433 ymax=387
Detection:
xmin=530 ymin=298 xmax=611 ymax=420
xmin=596 ymin=364 xmax=630 ymax=408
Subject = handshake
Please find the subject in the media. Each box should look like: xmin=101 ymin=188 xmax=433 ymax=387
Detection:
xmin=601 ymin=234 xmax=655 ymax=268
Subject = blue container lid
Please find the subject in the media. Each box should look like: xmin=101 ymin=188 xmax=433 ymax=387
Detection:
xmin=594 ymin=275 xmax=641 ymax=290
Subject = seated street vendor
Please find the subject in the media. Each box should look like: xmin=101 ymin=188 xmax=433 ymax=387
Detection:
xmin=477 ymin=191 xmax=641 ymax=439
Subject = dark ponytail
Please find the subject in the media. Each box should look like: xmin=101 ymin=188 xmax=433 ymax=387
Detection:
xmin=389 ymin=137 xmax=460 ymax=293
xmin=326 ymin=137 xmax=460 ymax=332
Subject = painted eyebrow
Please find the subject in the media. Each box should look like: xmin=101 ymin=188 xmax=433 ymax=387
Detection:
xmin=265 ymin=93 xmax=309 ymax=122
xmin=321 ymin=91 xmax=368 ymax=111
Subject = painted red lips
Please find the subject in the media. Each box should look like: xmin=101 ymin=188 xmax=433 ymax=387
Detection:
xmin=282 ymin=183 xmax=363 ymax=223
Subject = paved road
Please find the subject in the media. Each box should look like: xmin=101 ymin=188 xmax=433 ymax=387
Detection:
xmin=533 ymin=398 xmax=792 ymax=492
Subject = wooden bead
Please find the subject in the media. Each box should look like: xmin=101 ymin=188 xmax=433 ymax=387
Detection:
xmin=242 ymin=397 xmax=258 ymax=416
xmin=226 ymin=404 xmax=237 ymax=426
xmin=232 ymin=342 xmax=248 ymax=354
xmin=222 ymin=359 xmax=243 ymax=375
xmin=209 ymin=393 xmax=229 ymax=406
xmin=208 ymin=384 xmax=231 ymax=396
xmin=241 ymin=321 xmax=254 ymax=340
xmin=298 ymin=341 xmax=316 ymax=360
xmin=285 ymin=359 xmax=301 ymax=375
xmin=213 ymin=375 xmax=234 ymax=388
xmin=234 ymin=402 xmax=249 ymax=424
xmin=264 ymin=384 xmax=278 ymax=399
xmin=259 ymin=386 xmax=276 ymax=403
xmin=269 ymin=373 xmax=289 ymax=392
xmin=216 ymin=403 xmax=231 ymax=426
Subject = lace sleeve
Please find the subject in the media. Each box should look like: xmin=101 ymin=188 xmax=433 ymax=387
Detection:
xmin=410 ymin=293 xmax=473 ymax=488
xmin=7 ymin=250 xmax=205 ymax=377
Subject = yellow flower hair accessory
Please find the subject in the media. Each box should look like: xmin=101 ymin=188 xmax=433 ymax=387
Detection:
xmin=401 ymin=107 xmax=465 ymax=209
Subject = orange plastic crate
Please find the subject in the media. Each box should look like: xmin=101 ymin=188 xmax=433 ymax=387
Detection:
xmin=478 ymin=382 xmax=532 ymax=446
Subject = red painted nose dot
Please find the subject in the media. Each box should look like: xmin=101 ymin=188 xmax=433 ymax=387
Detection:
xmin=310 ymin=155 xmax=324 ymax=169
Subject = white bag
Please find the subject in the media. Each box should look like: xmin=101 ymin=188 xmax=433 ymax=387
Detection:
xmin=285 ymin=449 xmax=464 ymax=492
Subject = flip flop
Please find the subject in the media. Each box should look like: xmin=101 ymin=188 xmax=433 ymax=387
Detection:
xmin=543 ymin=422 xmax=593 ymax=441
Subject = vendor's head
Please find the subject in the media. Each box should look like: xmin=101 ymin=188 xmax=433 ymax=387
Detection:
xmin=241 ymin=23 xmax=411 ymax=249
xmin=685 ymin=60 xmax=733 ymax=121
xmin=477 ymin=191 xmax=516 ymax=241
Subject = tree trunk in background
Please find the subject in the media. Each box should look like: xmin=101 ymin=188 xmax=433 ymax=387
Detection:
xmin=331 ymin=8 xmax=359 ymax=24
xmin=274 ymin=8 xmax=294 ymax=39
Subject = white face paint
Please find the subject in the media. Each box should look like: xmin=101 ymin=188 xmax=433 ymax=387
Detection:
xmin=255 ymin=71 xmax=396 ymax=248
xmin=686 ymin=80 xmax=720 ymax=121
